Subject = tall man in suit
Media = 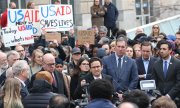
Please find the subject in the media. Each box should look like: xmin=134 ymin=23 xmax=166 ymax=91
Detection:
xmin=152 ymin=40 xmax=180 ymax=105
xmin=74 ymin=57 xmax=114 ymax=99
xmin=13 ymin=60 xmax=30 ymax=99
xmin=136 ymin=42 xmax=157 ymax=80
xmin=102 ymin=37 xmax=139 ymax=92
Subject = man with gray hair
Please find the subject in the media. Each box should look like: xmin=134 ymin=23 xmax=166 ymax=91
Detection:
xmin=0 ymin=50 xmax=19 ymax=86
xmin=7 ymin=50 xmax=20 ymax=67
xmin=13 ymin=60 xmax=30 ymax=99
xmin=0 ymin=51 xmax=8 ymax=75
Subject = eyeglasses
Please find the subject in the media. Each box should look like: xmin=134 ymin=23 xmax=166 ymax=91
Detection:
xmin=81 ymin=63 xmax=89 ymax=66
xmin=45 ymin=63 xmax=55 ymax=67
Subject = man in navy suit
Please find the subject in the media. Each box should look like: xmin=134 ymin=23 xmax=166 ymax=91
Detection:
xmin=152 ymin=40 xmax=180 ymax=106
xmin=102 ymin=37 xmax=139 ymax=92
xmin=136 ymin=42 xmax=157 ymax=81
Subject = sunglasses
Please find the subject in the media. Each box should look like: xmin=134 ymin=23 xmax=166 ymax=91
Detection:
xmin=153 ymin=27 xmax=159 ymax=29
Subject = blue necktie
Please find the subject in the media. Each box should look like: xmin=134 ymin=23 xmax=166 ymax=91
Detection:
xmin=118 ymin=58 xmax=121 ymax=72
xmin=164 ymin=61 xmax=168 ymax=78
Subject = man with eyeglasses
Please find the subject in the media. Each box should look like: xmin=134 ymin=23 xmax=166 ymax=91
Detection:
xmin=74 ymin=57 xmax=114 ymax=99
xmin=15 ymin=45 xmax=29 ymax=63
xmin=31 ymin=53 xmax=70 ymax=98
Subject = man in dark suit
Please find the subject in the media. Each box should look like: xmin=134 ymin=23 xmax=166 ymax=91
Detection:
xmin=136 ymin=42 xmax=157 ymax=81
xmin=31 ymin=53 xmax=69 ymax=98
xmin=74 ymin=57 xmax=114 ymax=99
xmin=152 ymin=40 xmax=180 ymax=106
xmin=13 ymin=60 xmax=30 ymax=99
xmin=102 ymin=37 xmax=139 ymax=92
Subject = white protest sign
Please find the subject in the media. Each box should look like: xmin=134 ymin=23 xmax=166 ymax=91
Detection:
xmin=8 ymin=9 xmax=41 ymax=36
xmin=1 ymin=24 xmax=34 ymax=47
xmin=39 ymin=4 xmax=74 ymax=31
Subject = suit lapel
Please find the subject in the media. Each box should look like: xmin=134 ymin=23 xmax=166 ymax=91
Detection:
xmin=140 ymin=58 xmax=146 ymax=74
xmin=147 ymin=57 xmax=153 ymax=74
xmin=156 ymin=60 xmax=165 ymax=80
xmin=111 ymin=54 xmax=119 ymax=77
xmin=166 ymin=57 xmax=174 ymax=80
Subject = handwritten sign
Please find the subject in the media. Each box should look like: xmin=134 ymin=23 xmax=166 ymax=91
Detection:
xmin=77 ymin=30 xmax=95 ymax=45
xmin=8 ymin=9 xmax=41 ymax=36
xmin=1 ymin=24 xmax=34 ymax=47
xmin=45 ymin=32 xmax=61 ymax=42
xmin=39 ymin=4 xmax=74 ymax=31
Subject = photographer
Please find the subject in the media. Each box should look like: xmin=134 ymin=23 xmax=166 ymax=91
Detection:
xmin=86 ymin=79 xmax=116 ymax=108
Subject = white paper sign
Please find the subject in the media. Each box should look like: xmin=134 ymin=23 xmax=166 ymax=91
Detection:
xmin=1 ymin=24 xmax=34 ymax=47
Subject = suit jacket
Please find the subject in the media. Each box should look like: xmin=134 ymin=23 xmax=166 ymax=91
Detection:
xmin=152 ymin=56 xmax=180 ymax=99
xmin=136 ymin=56 xmax=157 ymax=80
xmin=73 ymin=73 xmax=113 ymax=99
xmin=102 ymin=53 xmax=139 ymax=92
xmin=31 ymin=69 xmax=67 ymax=96
xmin=20 ymin=82 xmax=29 ymax=99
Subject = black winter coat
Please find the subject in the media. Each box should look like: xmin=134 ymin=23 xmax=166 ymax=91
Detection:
xmin=23 ymin=80 xmax=57 ymax=108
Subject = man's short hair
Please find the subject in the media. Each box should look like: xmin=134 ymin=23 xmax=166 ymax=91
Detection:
xmin=116 ymin=37 xmax=128 ymax=46
xmin=157 ymin=40 xmax=172 ymax=50
xmin=122 ymin=89 xmax=149 ymax=108
xmin=12 ymin=60 xmax=28 ymax=76
xmin=141 ymin=41 xmax=153 ymax=51
xmin=7 ymin=50 xmax=19 ymax=59
xmin=48 ymin=94 xmax=70 ymax=108
xmin=152 ymin=96 xmax=177 ymax=108
xmin=89 ymin=57 xmax=102 ymax=68
xmin=89 ymin=79 xmax=113 ymax=100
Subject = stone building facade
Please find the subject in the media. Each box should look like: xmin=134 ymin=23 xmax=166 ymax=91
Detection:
xmin=0 ymin=0 xmax=180 ymax=30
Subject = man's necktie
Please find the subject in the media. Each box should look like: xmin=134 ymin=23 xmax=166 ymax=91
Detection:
xmin=118 ymin=57 xmax=122 ymax=72
xmin=164 ymin=61 xmax=168 ymax=78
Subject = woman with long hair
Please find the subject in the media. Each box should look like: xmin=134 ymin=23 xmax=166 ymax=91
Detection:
xmin=91 ymin=0 xmax=105 ymax=28
xmin=30 ymin=49 xmax=44 ymax=76
xmin=0 ymin=78 xmax=23 ymax=108
xmin=70 ymin=57 xmax=90 ymax=99
xmin=150 ymin=24 xmax=160 ymax=38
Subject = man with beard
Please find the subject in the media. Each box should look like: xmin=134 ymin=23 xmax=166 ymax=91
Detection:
xmin=152 ymin=40 xmax=180 ymax=107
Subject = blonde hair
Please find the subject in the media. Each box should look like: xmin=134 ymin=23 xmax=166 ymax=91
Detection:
xmin=31 ymin=49 xmax=44 ymax=67
xmin=3 ymin=78 xmax=23 ymax=108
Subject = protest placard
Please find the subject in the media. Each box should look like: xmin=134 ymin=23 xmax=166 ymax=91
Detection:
xmin=8 ymin=9 xmax=41 ymax=36
xmin=77 ymin=30 xmax=95 ymax=45
xmin=39 ymin=4 xmax=74 ymax=31
xmin=1 ymin=24 xmax=34 ymax=47
xmin=45 ymin=32 xmax=61 ymax=42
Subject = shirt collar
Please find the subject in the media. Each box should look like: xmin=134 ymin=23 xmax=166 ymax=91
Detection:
xmin=163 ymin=56 xmax=171 ymax=64
xmin=15 ymin=77 xmax=26 ymax=87
xmin=115 ymin=53 xmax=124 ymax=61
xmin=142 ymin=57 xmax=150 ymax=61
xmin=93 ymin=74 xmax=102 ymax=80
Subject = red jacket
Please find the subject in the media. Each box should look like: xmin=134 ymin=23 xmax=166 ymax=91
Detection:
xmin=1 ymin=9 xmax=7 ymax=27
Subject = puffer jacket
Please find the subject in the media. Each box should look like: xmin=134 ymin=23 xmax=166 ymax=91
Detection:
xmin=23 ymin=79 xmax=57 ymax=108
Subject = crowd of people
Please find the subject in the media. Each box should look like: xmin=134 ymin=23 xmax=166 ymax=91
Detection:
xmin=0 ymin=0 xmax=180 ymax=108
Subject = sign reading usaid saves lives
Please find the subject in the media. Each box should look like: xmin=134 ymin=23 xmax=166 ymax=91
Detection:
xmin=39 ymin=4 xmax=74 ymax=31
xmin=2 ymin=24 xmax=34 ymax=47
xmin=7 ymin=9 xmax=41 ymax=36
